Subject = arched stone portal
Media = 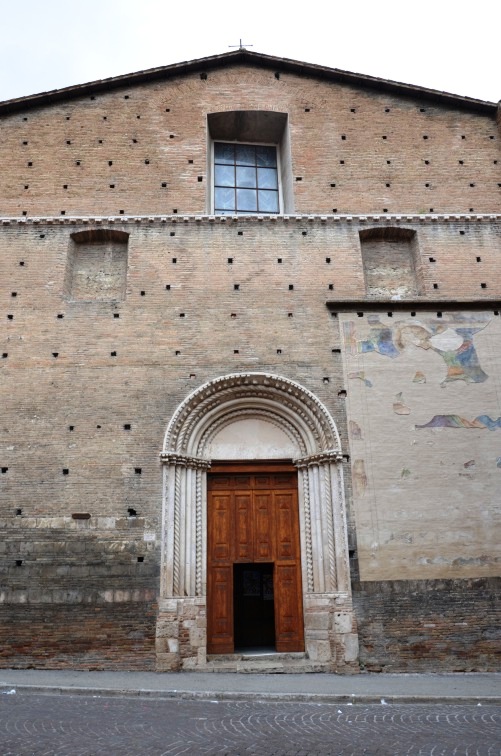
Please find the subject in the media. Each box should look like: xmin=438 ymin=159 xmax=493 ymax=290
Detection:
xmin=156 ymin=373 xmax=359 ymax=671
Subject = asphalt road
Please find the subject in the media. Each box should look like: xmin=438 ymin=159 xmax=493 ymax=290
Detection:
xmin=0 ymin=692 xmax=499 ymax=755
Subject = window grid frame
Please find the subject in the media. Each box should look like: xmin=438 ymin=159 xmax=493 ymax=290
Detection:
xmin=211 ymin=139 xmax=283 ymax=216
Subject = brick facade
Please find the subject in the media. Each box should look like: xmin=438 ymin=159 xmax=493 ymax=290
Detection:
xmin=0 ymin=50 xmax=499 ymax=672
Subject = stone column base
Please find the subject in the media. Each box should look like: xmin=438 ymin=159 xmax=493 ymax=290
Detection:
xmin=156 ymin=597 xmax=207 ymax=671
xmin=303 ymin=592 xmax=359 ymax=673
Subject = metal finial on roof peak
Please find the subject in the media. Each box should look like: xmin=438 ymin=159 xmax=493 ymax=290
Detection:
xmin=229 ymin=39 xmax=253 ymax=50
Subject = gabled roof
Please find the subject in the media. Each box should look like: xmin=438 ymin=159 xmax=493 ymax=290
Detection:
xmin=0 ymin=49 xmax=497 ymax=116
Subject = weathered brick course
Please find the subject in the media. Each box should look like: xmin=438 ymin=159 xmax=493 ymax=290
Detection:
xmin=353 ymin=577 xmax=501 ymax=672
xmin=0 ymin=604 xmax=156 ymax=669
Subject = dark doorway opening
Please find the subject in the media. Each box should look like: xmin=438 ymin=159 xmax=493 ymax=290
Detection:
xmin=233 ymin=563 xmax=275 ymax=652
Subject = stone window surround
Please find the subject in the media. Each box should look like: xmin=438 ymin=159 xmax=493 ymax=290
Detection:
xmin=207 ymin=111 xmax=294 ymax=215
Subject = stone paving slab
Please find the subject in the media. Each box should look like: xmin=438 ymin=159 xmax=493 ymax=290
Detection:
xmin=0 ymin=669 xmax=500 ymax=704
xmin=1 ymin=694 xmax=500 ymax=756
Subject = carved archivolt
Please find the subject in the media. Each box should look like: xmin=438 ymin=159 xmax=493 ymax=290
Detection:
xmin=163 ymin=372 xmax=341 ymax=459
xmin=160 ymin=373 xmax=350 ymax=600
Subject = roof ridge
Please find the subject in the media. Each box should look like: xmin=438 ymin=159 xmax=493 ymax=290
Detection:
xmin=0 ymin=49 xmax=497 ymax=116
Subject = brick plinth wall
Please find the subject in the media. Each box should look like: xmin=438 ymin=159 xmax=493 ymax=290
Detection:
xmin=0 ymin=602 xmax=157 ymax=670
xmin=353 ymin=577 xmax=501 ymax=672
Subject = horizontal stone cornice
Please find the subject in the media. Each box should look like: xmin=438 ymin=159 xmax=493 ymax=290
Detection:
xmin=1 ymin=212 xmax=500 ymax=227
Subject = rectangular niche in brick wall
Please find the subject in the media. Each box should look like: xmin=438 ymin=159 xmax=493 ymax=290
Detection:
xmin=66 ymin=229 xmax=129 ymax=301
xmin=359 ymin=227 xmax=422 ymax=298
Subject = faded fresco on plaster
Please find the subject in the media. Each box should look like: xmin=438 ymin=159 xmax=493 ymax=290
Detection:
xmin=413 ymin=371 xmax=426 ymax=383
xmin=343 ymin=314 xmax=490 ymax=384
xmin=393 ymin=392 xmax=411 ymax=415
xmin=341 ymin=312 xmax=501 ymax=581
xmin=416 ymin=414 xmax=501 ymax=430
xmin=352 ymin=459 xmax=367 ymax=497
xmin=349 ymin=420 xmax=363 ymax=440
xmin=348 ymin=370 xmax=373 ymax=387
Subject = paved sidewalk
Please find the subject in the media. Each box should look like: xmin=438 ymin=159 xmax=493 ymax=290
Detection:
xmin=0 ymin=669 xmax=500 ymax=704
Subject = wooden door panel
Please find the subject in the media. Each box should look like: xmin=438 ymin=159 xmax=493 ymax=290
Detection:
xmin=275 ymin=492 xmax=297 ymax=559
xmin=208 ymin=476 xmax=232 ymax=489
xmin=272 ymin=473 xmax=296 ymax=488
xmin=274 ymin=563 xmax=304 ymax=652
xmin=207 ymin=565 xmax=233 ymax=653
xmin=209 ymin=493 xmax=232 ymax=562
xmin=235 ymin=493 xmax=252 ymax=561
xmin=254 ymin=491 xmax=274 ymax=561
xmin=254 ymin=474 xmax=272 ymax=488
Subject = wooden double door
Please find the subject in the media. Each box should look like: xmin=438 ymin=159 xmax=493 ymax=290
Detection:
xmin=207 ymin=466 xmax=305 ymax=654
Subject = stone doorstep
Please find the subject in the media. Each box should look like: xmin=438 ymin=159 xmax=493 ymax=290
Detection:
xmin=202 ymin=652 xmax=327 ymax=673
xmin=209 ymin=652 xmax=307 ymax=662
xmin=204 ymin=661 xmax=327 ymax=673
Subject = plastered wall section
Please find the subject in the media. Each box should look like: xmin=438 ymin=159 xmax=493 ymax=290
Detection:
xmin=0 ymin=64 xmax=499 ymax=217
xmin=340 ymin=309 xmax=501 ymax=581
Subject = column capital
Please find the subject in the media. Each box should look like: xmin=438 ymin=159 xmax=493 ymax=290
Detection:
xmin=160 ymin=451 xmax=211 ymax=470
xmin=293 ymin=449 xmax=343 ymax=468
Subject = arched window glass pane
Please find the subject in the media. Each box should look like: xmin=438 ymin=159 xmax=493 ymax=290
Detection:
xmin=214 ymin=143 xmax=235 ymax=164
xmin=237 ymin=188 xmax=258 ymax=212
xmin=258 ymin=190 xmax=279 ymax=213
xmin=215 ymin=165 xmax=235 ymax=187
xmin=236 ymin=166 xmax=257 ymax=188
xmin=256 ymin=145 xmax=277 ymax=168
xmin=235 ymin=145 xmax=256 ymax=166
xmin=215 ymin=187 xmax=235 ymax=211
xmin=257 ymin=167 xmax=278 ymax=190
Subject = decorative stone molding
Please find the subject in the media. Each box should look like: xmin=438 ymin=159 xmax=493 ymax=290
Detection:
xmin=293 ymin=450 xmax=344 ymax=467
xmin=158 ymin=372 xmax=355 ymax=670
xmin=163 ymin=372 xmax=342 ymax=457
xmin=159 ymin=452 xmax=211 ymax=469
xmin=1 ymin=213 xmax=500 ymax=227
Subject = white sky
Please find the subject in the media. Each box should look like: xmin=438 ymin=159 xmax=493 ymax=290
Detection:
xmin=0 ymin=0 xmax=499 ymax=104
